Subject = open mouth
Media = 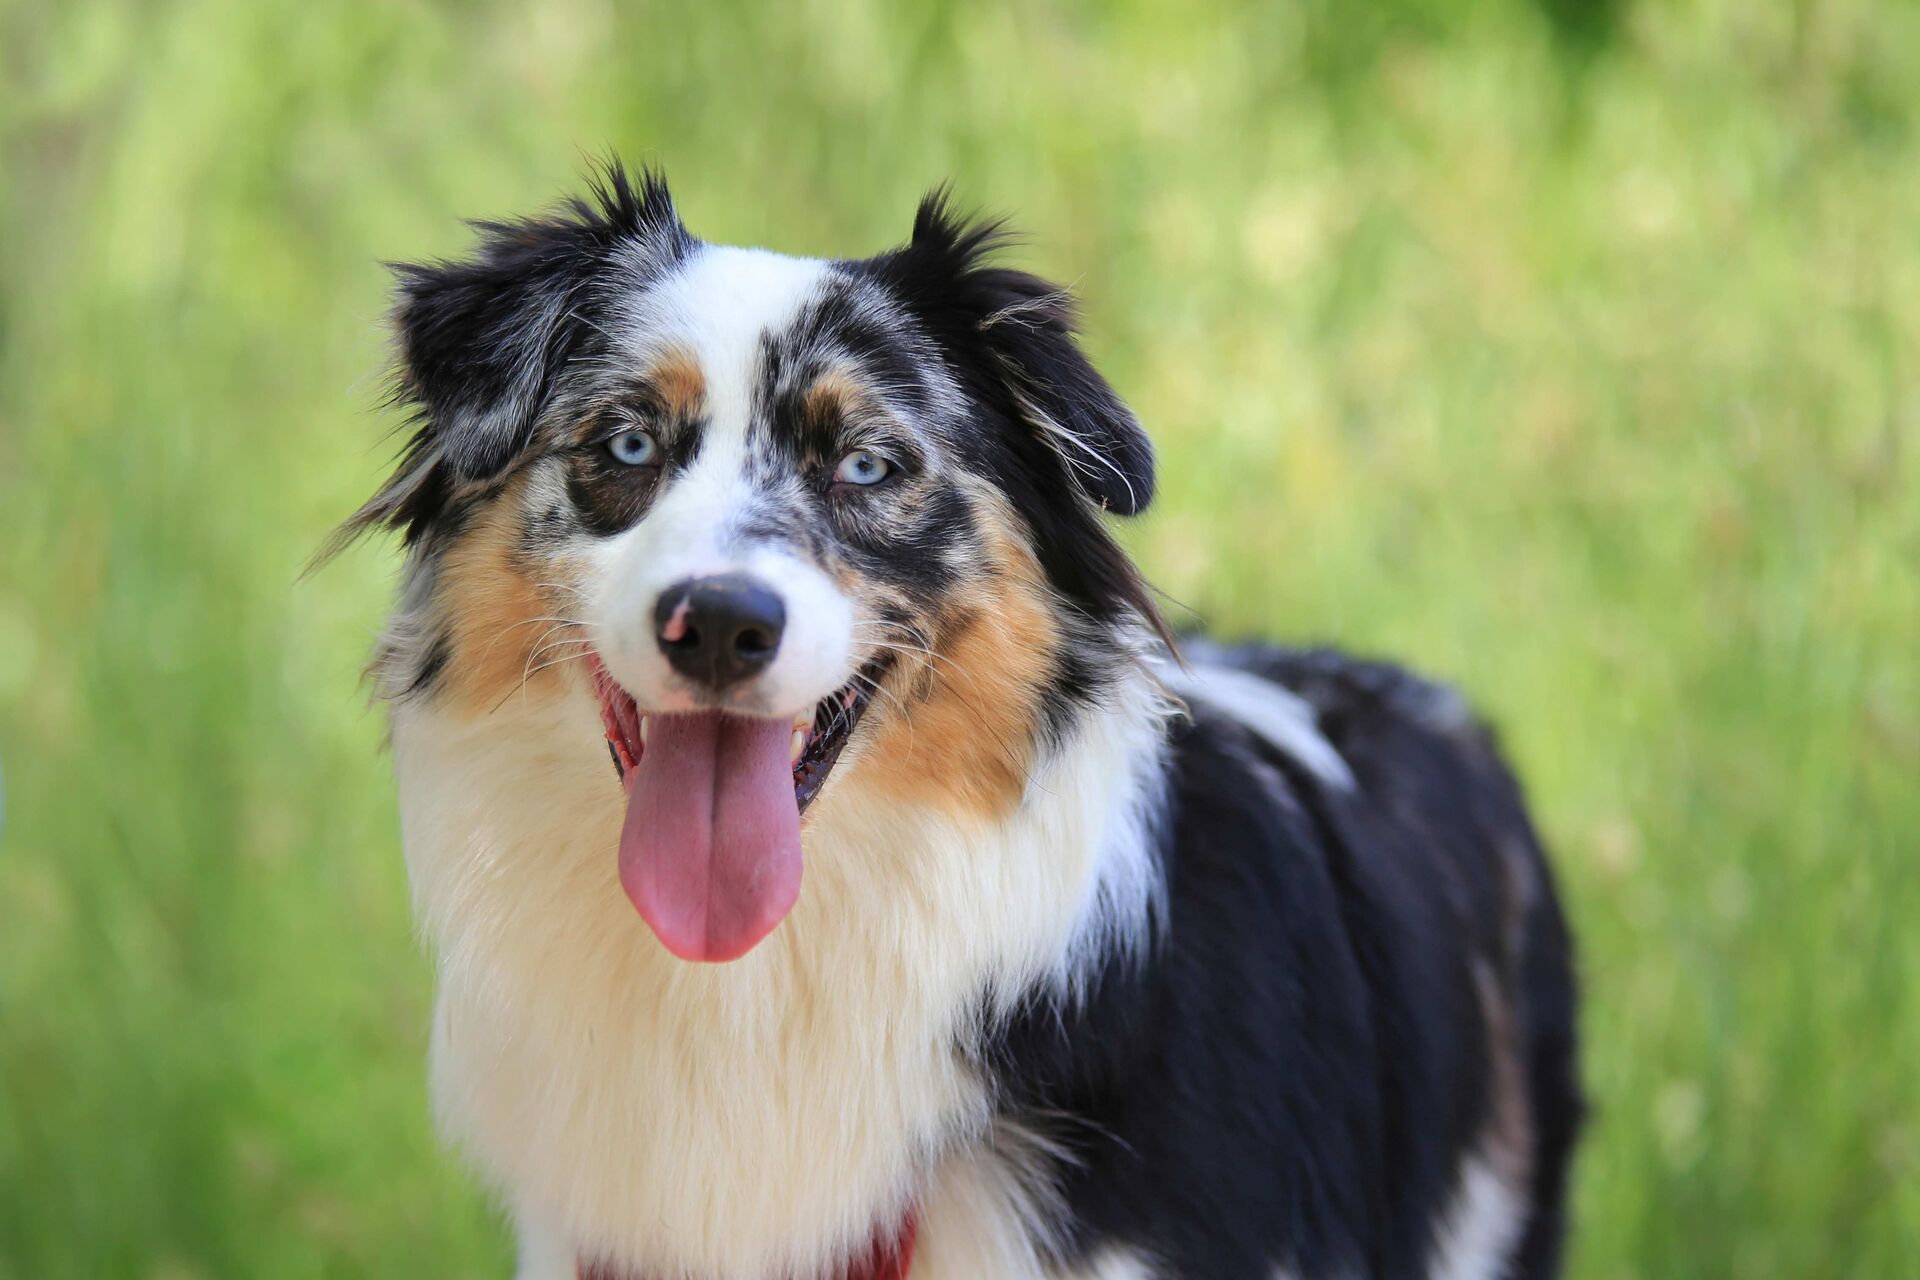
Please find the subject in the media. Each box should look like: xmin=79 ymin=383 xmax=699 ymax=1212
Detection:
xmin=585 ymin=653 xmax=880 ymax=963
xmin=588 ymin=658 xmax=876 ymax=810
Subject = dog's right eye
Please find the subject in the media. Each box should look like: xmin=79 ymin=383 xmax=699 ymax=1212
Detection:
xmin=607 ymin=429 xmax=661 ymax=467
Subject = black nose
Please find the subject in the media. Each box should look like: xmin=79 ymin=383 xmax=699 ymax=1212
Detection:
xmin=654 ymin=574 xmax=787 ymax=691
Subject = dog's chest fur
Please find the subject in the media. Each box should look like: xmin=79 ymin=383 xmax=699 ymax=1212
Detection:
xmin=393 ymin=672 xmax=1167 ymax=1280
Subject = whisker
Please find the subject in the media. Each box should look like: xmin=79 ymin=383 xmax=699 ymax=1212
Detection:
xmin=527 ymin=636 xmax=593 ymax=664
xmin=487 ymin=618 xmax=596 ymax=716
xmin=490 ymin=646 xmax=594 ymax=716
xmin=848 ymin=670 xmax=915 ymax=759
xmin=848 ymin=623 xmax=975 ymax=682
xmin=474 ymin=613 xmax=594 ymax=678
xmin=516 ymin=622 xmax=586 ymax=667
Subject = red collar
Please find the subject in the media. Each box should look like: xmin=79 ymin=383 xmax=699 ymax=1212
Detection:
xmin=580 ymin=1213 xmax=917 ymax=1280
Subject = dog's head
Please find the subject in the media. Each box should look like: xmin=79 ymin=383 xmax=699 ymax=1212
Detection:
xmin=342 ymin=167 xmax=1162 ymax=962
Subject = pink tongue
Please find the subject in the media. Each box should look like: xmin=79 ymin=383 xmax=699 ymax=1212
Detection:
xmin=618 ymin=712 xmax=803 ymax=962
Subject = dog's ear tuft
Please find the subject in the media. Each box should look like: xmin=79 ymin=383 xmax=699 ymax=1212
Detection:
xmin=906 ymin=186 xmax=1017 ymax=274
xmin=895 ymin=190 xmax=1154 ymax=516
xmin=389 ymin=251 xmax=567 ymax=484
xmin=570 ymin=161 xmax=689 ymax=251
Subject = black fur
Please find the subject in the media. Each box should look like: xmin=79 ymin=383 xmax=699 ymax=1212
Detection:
xmin=858 ymin=193 xmax=1155 ymax=516
xmin=394 ymin=166 xmax=691 ymax=479
xmin=981 ymin=645 xmax=1584 ymax=1279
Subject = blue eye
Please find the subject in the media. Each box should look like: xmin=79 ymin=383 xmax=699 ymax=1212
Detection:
xmin=607 ymin=429 xmax=660 ymax=467
xmin=833 ymin=450 xmax=892 ymax=487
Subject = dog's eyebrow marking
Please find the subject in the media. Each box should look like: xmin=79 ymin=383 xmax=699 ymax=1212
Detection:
xmin=796 ymin=368 xmax=916 ymax=446
xmin=801 ymin=369 xmax=868 ymax=423
xmin=564 ymin=349 xmax=709 ymax=450
xmin=648 ymin=348 xmax=707 ymax=419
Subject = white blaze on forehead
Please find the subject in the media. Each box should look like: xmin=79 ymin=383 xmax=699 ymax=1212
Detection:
xmin=591 ymin=244 xmax=855 ymax=719
xmin=613 ymin=243 xmax=834 ymax=541
xmin=619 ymin=244 xmax=832 ymax=434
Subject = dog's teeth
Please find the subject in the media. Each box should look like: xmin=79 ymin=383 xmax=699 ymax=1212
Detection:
xmin=790 ymin=728 xmax=806 ymax=763
xmin=639 ymin=716 xmax=649 ymax=746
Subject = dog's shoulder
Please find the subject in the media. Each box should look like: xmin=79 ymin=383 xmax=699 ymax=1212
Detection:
xmin=973 ymin=641 xmax=1565 ymax=1279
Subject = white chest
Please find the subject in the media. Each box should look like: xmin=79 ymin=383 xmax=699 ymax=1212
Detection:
xmin=392 ymin=678 xmax=1168 ymax=1279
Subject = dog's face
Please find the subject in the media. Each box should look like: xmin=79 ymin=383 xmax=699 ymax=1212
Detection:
xmin=346 ymin=170 xmax=1160 ymax=962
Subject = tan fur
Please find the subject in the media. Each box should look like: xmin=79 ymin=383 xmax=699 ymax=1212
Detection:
xmin=801 ymin=367 xmax=907 ymax=446
xmin=853 ymin=506 xmax=1061 ymax=819
xmin=1417 ymin=962 xmax=1533 ymax=1280
xmin=562 ymin=347 xmax=707 ymax=446
xmin=1481 ymin=836 xmax=1540 ymax=1197
xmin=649 ymin=347 xmax=707 ymax=417
xmin=802 ymin=369 xmax=868 ymax=424
xmin=435 ymin=480 xmax=580 ymax=711
xmin=801 ymin=369 xmax=896 ymax=467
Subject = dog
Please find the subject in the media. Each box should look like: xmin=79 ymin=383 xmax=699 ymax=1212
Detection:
xmin=334 ymin=166 xmax=1582 ymax=1280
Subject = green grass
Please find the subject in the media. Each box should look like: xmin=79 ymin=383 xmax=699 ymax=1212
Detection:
xmin=2 ymin=1 xmax=1916 ymax=1276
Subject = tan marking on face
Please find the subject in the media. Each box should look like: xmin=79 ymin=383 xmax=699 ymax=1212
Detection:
xmin=802 ymin=369 xmax=867 ymax=424
xmin=650 ymin=347 xmax=706 ymax=418
xmin=563 ymin=348 xmax=708 ymax=447
xmin=850 ymin=497 xmax=1060 ymax=820
xmin=436 ymin=478 xmax=585 ymax=712
xmin=803 ymin=369 xmax=907 ymax=460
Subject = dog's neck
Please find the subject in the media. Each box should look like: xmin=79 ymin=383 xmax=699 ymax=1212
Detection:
xmin=389 ymin=661 xmax=1171 ymax=1279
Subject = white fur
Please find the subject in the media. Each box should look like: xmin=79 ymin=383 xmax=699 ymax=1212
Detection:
xmin=591 ymin=479 xmax=856 ymax=720
xmin=391 ymin=653 xmax=1171 ymax=1279
xmin=512 ymin=1221 xmax=577 ymax=1280
xmin=1425 ymin=1153 xmax=1523 ymax=1280
xmin=1059 ymin=1248 xmax=1164 ymax=1279
xmin=1168 ymin=660 xmax=1356 ymax=791
xmin=910 ymin=1124 xmax=1073 ymax=1280
xmin=591 ymin=245 xmax=855 ymax=720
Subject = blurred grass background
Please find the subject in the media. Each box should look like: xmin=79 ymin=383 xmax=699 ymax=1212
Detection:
xmin=2 ymin=0 xmax=1916 ymax=1276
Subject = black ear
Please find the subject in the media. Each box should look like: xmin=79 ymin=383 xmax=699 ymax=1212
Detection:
xmin=894 ymin=193 xmax=1156 ymax=516
xmin=962 ymin=264 xmax=1155 ymax=516
xmin=390 ymin=247 xmax=581 ymax=483
xmin=316 ymin=165 xmax=691 ymax=569
xmin=390 ymin=163 xmax=691 ymax=483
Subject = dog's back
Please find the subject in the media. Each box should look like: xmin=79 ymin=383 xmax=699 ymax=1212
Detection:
xmin=978 ymin=643 xmax=1583 ymax=1279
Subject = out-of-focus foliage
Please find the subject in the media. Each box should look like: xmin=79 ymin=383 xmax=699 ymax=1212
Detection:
xmin=1 ymin=1 xmax=1914 ymax=1276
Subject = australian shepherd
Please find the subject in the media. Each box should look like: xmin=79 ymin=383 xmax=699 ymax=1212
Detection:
xmin=334 ymin=166 xmax=1582 ymax=1280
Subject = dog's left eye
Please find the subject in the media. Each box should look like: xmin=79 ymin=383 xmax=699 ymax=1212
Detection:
xmin=607 ymin=429 xmax=661 ymax=467
xmin=833 ymin=450 xmax=891 ymax=487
